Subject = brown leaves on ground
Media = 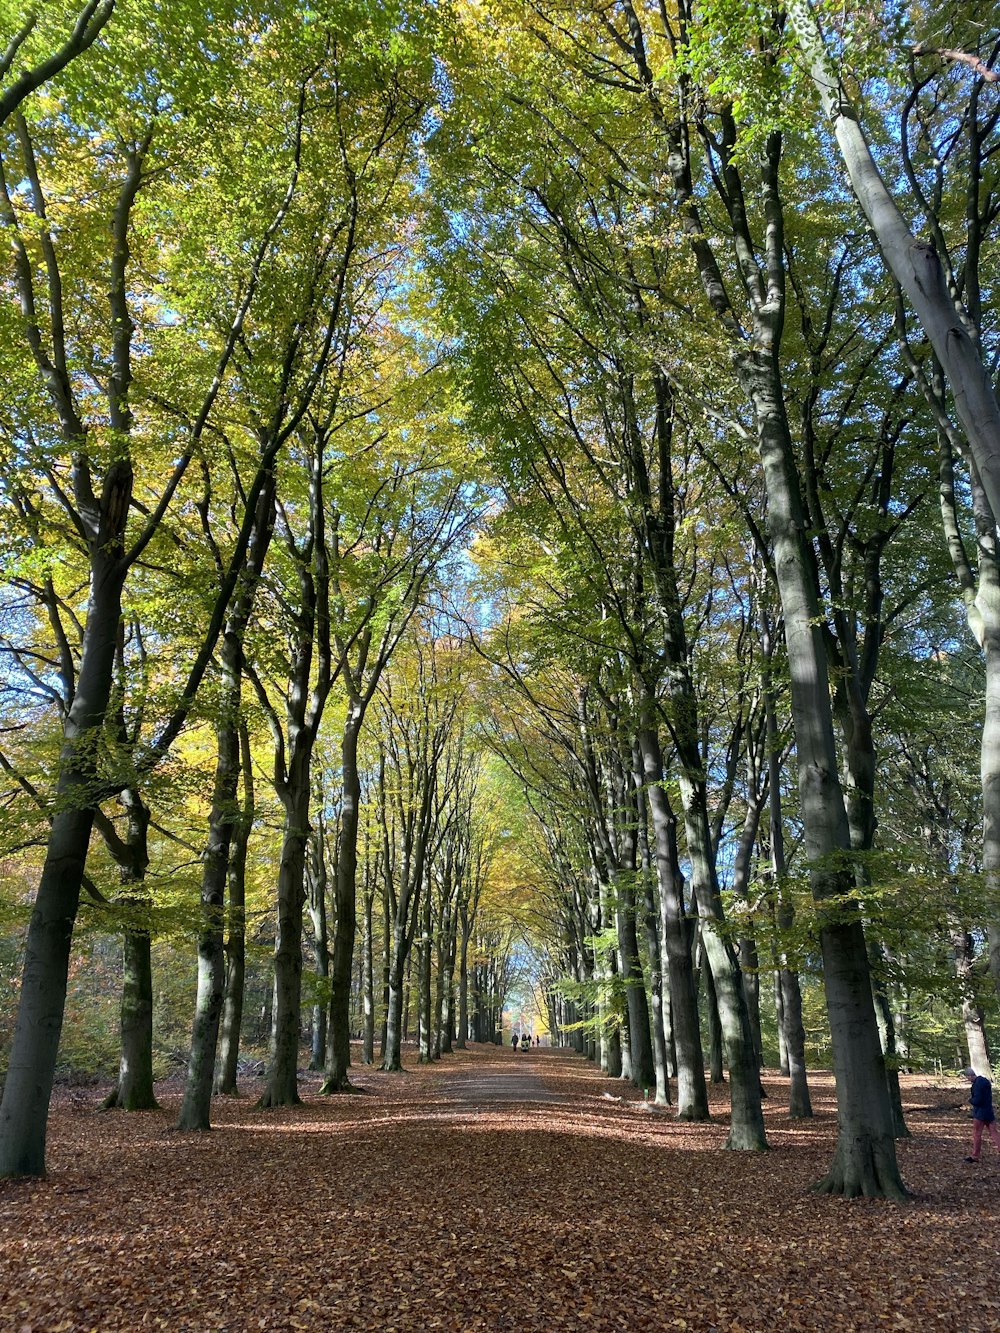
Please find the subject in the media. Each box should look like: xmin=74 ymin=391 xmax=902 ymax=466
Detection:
xmin=1 ymin=1047 xmax=997 ymax=1332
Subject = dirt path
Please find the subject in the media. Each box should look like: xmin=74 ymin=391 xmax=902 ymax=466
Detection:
xmin=428 ymin=1048 xmax=560 ymax=1111
xmin=1 ymin=1045 xmax=999 ymax=1332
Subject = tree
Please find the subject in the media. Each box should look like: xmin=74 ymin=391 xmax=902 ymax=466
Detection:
xmin=0 ymin=2 xmax=286 ymax=1175
xmin=786 ymin=0 xmax=1000 ymax=529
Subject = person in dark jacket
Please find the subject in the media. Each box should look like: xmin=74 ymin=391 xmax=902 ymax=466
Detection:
xmin=963 ymin=1067 xmax=1000 ymax=1162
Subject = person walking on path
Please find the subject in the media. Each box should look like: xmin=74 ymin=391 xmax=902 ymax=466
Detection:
xmin=963 ymin=1068 xmax=1000 ymax=1162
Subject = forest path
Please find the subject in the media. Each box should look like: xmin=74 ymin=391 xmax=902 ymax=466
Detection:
xmin=422 ymin=1045 xmax=561 ymax=1111
xmin=1 ymin=1046 xmax=994 ymax=1333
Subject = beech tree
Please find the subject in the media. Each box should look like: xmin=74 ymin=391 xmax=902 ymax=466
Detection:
xmin=786 ymin=0 xmax=1000 ymax=528
xmin=0 ymin=1 xmax=284 ymax=1177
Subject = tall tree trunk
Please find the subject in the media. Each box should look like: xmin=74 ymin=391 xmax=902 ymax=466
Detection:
xmin=1 ymin=551 xmax=128 ymax=1176
xmin=616 ymin=873 xmax=655 ymax=1092
xmin=640 ymin=838 xmax=670 ymax=1105
xmin=383 ymin=928 xmax=408 ymax=1072
xmin=976 ymin=562 xmax=1000 ymax=1003
xmin=676 ymin=770 xmax=766 ymax=1147
xmin=322 ymin=706 xmax=362 ymax=1091
xmin=773 ymin=966 xmax=788 ymax=1075
xmin=762 ymin=625 xmax=812 ymax=1117
xmin=402 ymin=950 xmax=413 ymax=1043
xmin=103 ymin=926 xmax=157 ymax=1112
xmin=181 ymin=478 xmax=274 ymax=1128
xmin=418 ymin=871 xmax=433 ymax=1063
xmin=179 ymin=693 xmax=243 ymax=1126
xmin=307 ymin=818 xmax=329 ymax=1072
xmin=257 ymin=761 xmax=310 ymax=1109
xmin=378 ymin=891 xmax=390 ymax=1062
xmin=456 ymin=914 xmax=472 ymax=1051
xmin=703 ymin=952 xmax=725 ymax=1085
xmin=102 ymin=787 xmax=157 ymax=1112
xmin=754 ymin=359 xmax=899 ymax=1193
xmin=215 ymin=722 xmax=252 ymax=1096
xmin=952 ymin=928 xmax=991 ymax=1072
xmin=362 ymin=880 xmax=375 ymax=1065
xmin=637 ymin=372 xmax=764 ymax=1146
xmin=738 ymin=934 xmax=764 ymax=1073
xmin=438 ymin=890 xmax=457 ymax=1056
xmin=637 ymin=721 xmax=708 ymax=1120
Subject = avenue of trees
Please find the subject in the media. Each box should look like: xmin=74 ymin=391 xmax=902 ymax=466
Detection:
xmin=2 ymin=0 xmax=1000 ymax=1200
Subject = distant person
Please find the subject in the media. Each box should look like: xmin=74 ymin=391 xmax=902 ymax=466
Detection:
xmin=511 ymin=1032 xmax=519 ymax=1052
xmin=520 ymin=1033 xmax=530 ymax=1051
xmin=535 ymin=1035 xmax=540 ymax=1047
xmin=963 ymin=1067 xmax=1000 ymax=1162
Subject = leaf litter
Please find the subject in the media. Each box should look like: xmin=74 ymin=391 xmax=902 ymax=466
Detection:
xmin=1 ymin=1046 xmax=997 ymax=1332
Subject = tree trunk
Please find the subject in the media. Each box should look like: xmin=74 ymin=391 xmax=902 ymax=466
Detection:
xmin=763 ymin=630 xmax=812 ymax=1117
xmin=680 ymin=782 xmax=765 ymax=1147
xmin=215 ymin=753 xmax=249 ymax=1097
xmin=978 ymin=571 xmax=1000 ymax=1004
xmin=184 ymin=483 xmax=273 ymax=1123
xmin=418 ymin=871 xmax=433 ymax=1063
xmin=438 ymin=893 xmax=457 ymax=1056
xmin=322 ymin=706 xmax=362 ymax=1091
xmin=257 ymin=768 xmax=309 ymax=1109
xmin=641 ymin=859 xmax=670 ymax=1105
xmin=0 ymin=548 xmax=128 ymax=1176
xmin=383 ymin=933 xmax=408 ymax=1072
xmin=637 ymin=723 xmax=708 ymax=1120
xmin=378 ymin=895 xmax=390 ymax=1062
xmin=456 ymin=916 xmax=472 ymax=1050
xmin=738 ymin=934 xmax=764 ymax=1073
xmin=753 ymin=357 xmax=901 ymax=1194
xmin=868 ymin=941 xmax=910 ymax=1139
xmin=616 ymin=873 xmax=655 ymax=1092
xmin=102 ymin=788 xmax=157 ymax=1112
xmin=103 ymin=925 xmax=158 ymax=1112
xmin=361 ymin=882 xmax=375 ymax=1065
xmin=774 ymin=968 xmax=788 ymax=1076
xmin=702 ymin=952 xmax=725 ymax=1084
xmin=307 ymin=823 xmax=329 ymax=1073
xmin=952 ymin=928 xmax=991 ymax=1074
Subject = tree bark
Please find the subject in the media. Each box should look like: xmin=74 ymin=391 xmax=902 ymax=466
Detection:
xmin=0 ymin=548 xmax=128 ymax=1175
xmin=456 ymin=911 xmax=472 ymax=1050
xmin=637 ymin=797 xmax=670 ymax=1104
xmin=953 ymin=928 xmax=991 ymax=1072
xmin=101 ymin=786 xmax=157 ymax=1112
xmin=216 ymin=721 xmax=253 ymax=1096
xmin=322 ymin=706 xmax=363 ymax=1091
xmin=753 ymin=359 xmax=901 ymax=1194
xmin=762 ymin=626 xmax=812 ymax=1118
xmin=307 ymin=819 xmax=329 ymax=1072
xmin=181 ymin=480 xmax=274 ymax=1128
xmin=103 ymin=925 xmax=157 ymax=1112
xmin=637 ymin=721 xmax=708 ymax=1120
xmin=361 ymin=878 xmax=375 ymax=1065
xmin=417 ymin=868 xmax=433 ymax=1064
xmin=258 ymin=771 xmax=311 ymax=1108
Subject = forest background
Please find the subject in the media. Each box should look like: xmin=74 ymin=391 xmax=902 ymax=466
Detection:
xmin=1 ymin=0 xmax=999 ymax=1201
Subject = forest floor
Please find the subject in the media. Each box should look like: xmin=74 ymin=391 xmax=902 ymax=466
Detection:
xmin=0 ymin=1047 xmax=996 ymax=1333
